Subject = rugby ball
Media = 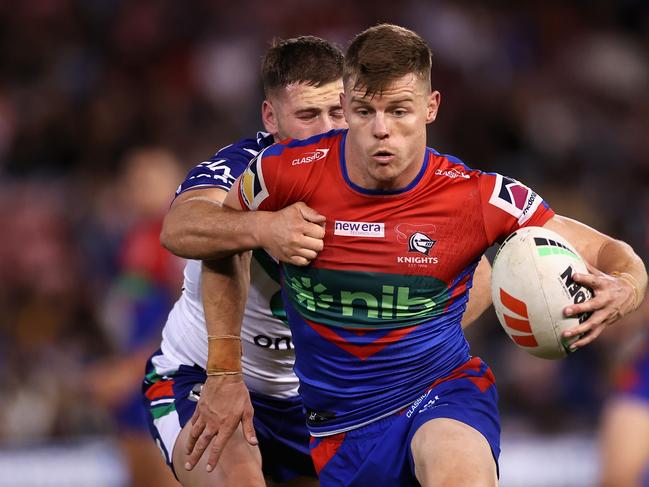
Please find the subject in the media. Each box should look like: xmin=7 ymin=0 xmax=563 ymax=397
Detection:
xmin=491 ymin=226 xmax=593 ymax=359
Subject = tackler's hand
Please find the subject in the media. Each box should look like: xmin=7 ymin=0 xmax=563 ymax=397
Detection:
xmin=184 ymin=374 xmax=257 ymax=472
xmin=261 ymin=202 xmax=326 ymax=266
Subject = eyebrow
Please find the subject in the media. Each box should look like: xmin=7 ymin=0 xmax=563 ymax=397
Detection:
xmin=349 ymin=96 xmax=370 ymax=104
xmin=349 ymin=96 xmax=414 ymax=105
xmin=295 ymin=104 xmax=342 ymax=114
xmin=386 ymin=98 xmax=415 ymax=105
xmin=295 ymin=108 xmax=321 ymax=114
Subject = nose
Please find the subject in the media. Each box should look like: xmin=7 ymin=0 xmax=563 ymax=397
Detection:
xmin=372 ymin=113 xmax=388 ymax=139
xmin=320 ymin=116 xmax=335 ymax=133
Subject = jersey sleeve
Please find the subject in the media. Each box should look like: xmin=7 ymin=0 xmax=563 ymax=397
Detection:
xmin=175 ymin=132 xmax=273 ymax=197
xmin=237 ymin=143 xmax=316 ymax=212
xmin=479 ymin=172 xmax=555 ymax=245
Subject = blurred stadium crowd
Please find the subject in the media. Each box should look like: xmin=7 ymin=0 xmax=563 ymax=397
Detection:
xmin=0 ymin=0 xmax=647 ymax=484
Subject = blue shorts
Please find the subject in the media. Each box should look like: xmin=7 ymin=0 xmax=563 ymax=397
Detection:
xmin=142 ymin=352 xmax=316 ymax=483
xmin=309 ymin=357 xmax=500 ymax=487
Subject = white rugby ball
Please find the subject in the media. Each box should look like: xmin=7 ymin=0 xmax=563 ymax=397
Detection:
xmin=491 ymin=226 xmax=593 ymax=359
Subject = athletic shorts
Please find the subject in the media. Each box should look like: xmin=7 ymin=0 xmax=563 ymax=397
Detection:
xmin=309 ymin=357 xmax=500 ymax=487
xmin=141 ymin=351 xmax=316 ymax=483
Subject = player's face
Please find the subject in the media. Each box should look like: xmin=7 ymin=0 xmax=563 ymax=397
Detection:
xmin=262 ymin=80 xmax=346 ymax=141
xmin=342 ymin=73 xmax=439 ymax=191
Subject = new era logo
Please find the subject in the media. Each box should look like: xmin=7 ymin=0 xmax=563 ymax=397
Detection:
xmin=334 ymin=220 xmax=384 ymax=238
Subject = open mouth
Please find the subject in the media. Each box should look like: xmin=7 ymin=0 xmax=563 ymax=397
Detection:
xmin=372 ymin=150 xmax=394 ymax=162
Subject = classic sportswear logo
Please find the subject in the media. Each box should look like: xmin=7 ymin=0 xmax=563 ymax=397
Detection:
xmin=435 ymin=168 xmax=470 ymax=179
xmin=334 ymin=220 xmax=385 ymax=238
xmin=406 ymin=390 xmax=431 ymax=418
xmin=292 ymin=148 xmax=329 ymax=165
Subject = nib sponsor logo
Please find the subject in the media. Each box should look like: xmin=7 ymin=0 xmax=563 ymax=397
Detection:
xmin=499 ymin=288 xmax=538 ymax=347
xmin=292 ymin=148 xmax=329 ymax=166
xmin=288 ymin=276 xmax=333 ymax=312
xmin=286 ymin=275 xmax=436 ymax=321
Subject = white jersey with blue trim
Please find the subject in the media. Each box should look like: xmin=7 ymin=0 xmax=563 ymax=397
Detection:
xmin=157 ymin=132 xmax=300 ymax=398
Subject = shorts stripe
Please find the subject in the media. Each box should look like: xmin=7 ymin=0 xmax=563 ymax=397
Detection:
xmin=153 ymin=409 xmax=182 ymax=465
xmin=151 ymin=403 xmax=177 ymax=420
xmin=309 ymin=433 xmax=345 ymax=474
xmin=145 ymin=379 xmax=175 ymax=400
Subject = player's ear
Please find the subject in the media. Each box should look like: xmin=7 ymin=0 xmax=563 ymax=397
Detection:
xmin=262 ymin=100 xmax=279 ymax=136
xmin=426 ymin=91 xmax=440 ymax=124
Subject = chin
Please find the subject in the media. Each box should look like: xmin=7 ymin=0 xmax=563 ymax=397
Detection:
xmin=371 ymin=171 xmax=398 ymax=187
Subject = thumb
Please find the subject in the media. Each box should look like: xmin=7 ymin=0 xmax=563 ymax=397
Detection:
xmin=297 ymin=202 xmax=326 ymax=224
xmin=242 ymin=409 xmax=258 ymax=446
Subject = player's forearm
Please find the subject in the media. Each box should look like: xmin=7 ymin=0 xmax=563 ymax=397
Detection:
xmin=201 ymin=253 xmax=251 ymax=373
xmin=461 ymin=288 xmax=492 ymax=329
xmin=161 ymin=199 xmax=272 ymax=260
xmin=595 ymin=239 xmax=647 ymax=309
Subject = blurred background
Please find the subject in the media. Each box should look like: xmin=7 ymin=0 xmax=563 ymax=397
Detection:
xmin=0 ymin=1 xmax=647 ymax=485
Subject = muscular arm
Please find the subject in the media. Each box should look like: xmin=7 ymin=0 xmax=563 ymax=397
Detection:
xmin=183 ymin=185 xmax=259 ymax=472
xmin=461 ymin=255 xmax=492 ymax=329
xmin=160 ymin=187 xmax=326 ymax=263
xmin=544 ymin=214 xmax=647 ymax=348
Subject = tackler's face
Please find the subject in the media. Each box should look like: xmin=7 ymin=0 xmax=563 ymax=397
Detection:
xmin=341 ymin=73 xmax=439 ymax=191
xmin=262 ymin=80 xmax=346 ymax=141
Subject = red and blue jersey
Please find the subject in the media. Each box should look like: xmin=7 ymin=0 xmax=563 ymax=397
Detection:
xmin=239 ymin=129 xmax=554 ymax=435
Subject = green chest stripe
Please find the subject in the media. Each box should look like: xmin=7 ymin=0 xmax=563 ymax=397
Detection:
xmin=283 ymin=266 xmax=449 ymax=329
